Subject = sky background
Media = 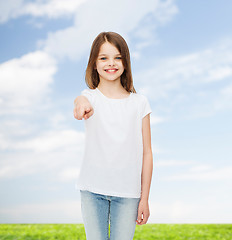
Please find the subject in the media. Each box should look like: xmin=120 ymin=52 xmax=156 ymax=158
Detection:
xmin=0 ymin=0 xmax=232 ymax=224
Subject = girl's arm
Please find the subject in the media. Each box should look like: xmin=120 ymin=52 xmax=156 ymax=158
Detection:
xmin=136 ymin=113 xmax=153 ymax=225
xmin=141 ymin=113 xmax=153 ymax=201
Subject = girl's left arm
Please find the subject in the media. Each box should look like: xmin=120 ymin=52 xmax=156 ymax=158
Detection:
xmin=141 ymin=113 xmax=153 ymax=201
xmin=136 ymin=113 xmax=153 ymax=225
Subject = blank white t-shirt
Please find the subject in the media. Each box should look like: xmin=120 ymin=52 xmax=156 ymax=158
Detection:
xmin=75 ymin=87 xmax=152 ymax=198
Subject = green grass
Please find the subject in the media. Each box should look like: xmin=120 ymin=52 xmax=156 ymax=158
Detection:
xmin=0 ymin=224 xmax=231 ymax=240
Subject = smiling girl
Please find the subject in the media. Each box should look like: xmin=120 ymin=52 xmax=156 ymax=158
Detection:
xmin=73 ymin=31 xmax=153 ymax=240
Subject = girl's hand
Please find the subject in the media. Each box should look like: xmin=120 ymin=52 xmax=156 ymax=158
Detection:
xmin=73 ymin=96 xmax=94 ymax=120
xmin=136 ymin=199 xmax=150 ymax=225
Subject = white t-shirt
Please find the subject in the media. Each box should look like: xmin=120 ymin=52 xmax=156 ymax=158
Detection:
xmin=75 ymin=87 xmax=152 ymax=198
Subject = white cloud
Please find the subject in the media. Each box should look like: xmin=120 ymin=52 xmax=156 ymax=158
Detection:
xmin=136 ymin=41 xmax=232 ymax=100
xmin=22 ymin=0 xmax=86 ymax=18
xmin=0 ymin=0 xmax=23 ymax=23
xmin=155 ymin=159 xmax=195 ymax=167
xmin=0 ymin=0 xmax=86 ymax=23
xmin=213 ymin=83 xmax=232 ymax=112
xmin=150 ymin=115 xmax=166 ymax=125
xmin=161 ymin=166 xmax=232 ymax=181
xmin=207 ymin=66 xmax=232 ymax=82
xmin=48 ymin=112 xmax=68 ymax=128
xmin=134 ymin=38 xmax=232 ymax=119
xmin=0 ymin=119 xmax=34 ymax=137
xmin=13 ymin=129 xmax=85 ymax=153
xmin=189 ymin=164 xmax=212 ymax=172
xmin=0 ymin=50 xmax=57 ymax=114
xmin=0 ymin=50 xmax=71 ymax=181
xmin=152 ymin=143 xmax=162 ymax=155
xmin=0 ymin=129 xmax=85 ymax=179
xmin=221 ymin=83 xmax=232 ymax=95
xmin=58 ymin=167 xmax=80 ymax=182
xmin=152 ymin=0 xmax=179 ymax=24
xmin=39 ymin=0 xmax=178 ymax=60
xmin=0 ymin=200 xmax=82 ymax=223
xmin=148 ymin=200 xmax=232 ymax=223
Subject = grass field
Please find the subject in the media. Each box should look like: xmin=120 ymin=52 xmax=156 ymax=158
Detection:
xmin=0 ymin=224 xmax=231 ymax=240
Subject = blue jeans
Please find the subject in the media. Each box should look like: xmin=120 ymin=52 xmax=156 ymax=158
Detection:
xmin=80 ymin=190 xmax=141 ymax=240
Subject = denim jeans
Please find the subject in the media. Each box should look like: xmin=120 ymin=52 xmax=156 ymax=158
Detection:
xmin=80 ymin=190 xmax=141 ymax=240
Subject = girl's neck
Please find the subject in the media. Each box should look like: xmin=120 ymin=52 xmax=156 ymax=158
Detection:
xmin=97 ymin=82 xmax=129 ymax=98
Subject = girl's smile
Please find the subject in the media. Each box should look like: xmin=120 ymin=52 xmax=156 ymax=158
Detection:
xmin=104 ymin=68 xmax=119 ymax=73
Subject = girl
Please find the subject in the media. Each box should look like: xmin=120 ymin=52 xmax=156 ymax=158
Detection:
xmin=73 ymin=31 xmax=153 ymax=240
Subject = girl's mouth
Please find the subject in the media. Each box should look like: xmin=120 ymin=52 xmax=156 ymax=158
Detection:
xmin=105 ymin=69 xmax=118 ymax=73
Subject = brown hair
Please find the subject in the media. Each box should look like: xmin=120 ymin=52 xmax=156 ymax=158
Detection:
xmin=85 ymin=31 xmax=136 ymax=93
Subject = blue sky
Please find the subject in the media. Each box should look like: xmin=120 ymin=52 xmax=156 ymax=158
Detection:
xmin=0 ymin=0 xmax=232 ymax=224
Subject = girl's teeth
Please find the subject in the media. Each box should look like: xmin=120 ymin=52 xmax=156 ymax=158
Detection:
xmin=106 ymin=69 xmax=117 ymax=72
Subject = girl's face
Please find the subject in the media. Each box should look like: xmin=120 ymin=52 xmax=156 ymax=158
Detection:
xmin=95 ymin=41 xmax=124 ymax=83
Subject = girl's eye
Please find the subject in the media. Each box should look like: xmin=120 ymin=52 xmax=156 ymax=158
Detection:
xmin=99 ymin=56 xmax=122 ymax=60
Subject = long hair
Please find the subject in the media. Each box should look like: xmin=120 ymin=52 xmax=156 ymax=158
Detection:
xmin=85 ymin=31 xmax=136 ymax=93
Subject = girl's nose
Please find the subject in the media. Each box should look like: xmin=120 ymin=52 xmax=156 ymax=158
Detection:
xmin=108 ymin=58 xmax=115 ymax=66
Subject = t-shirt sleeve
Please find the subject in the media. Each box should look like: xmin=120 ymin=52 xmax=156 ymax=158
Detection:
xmin=141 ymin=95 xmax=152 ymax=119
xmin=80 ymin=88 xmax=94 ymax=106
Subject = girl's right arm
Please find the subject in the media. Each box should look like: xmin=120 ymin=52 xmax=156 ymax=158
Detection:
xmin=73 ymin=96 xmax=94 ymax=120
